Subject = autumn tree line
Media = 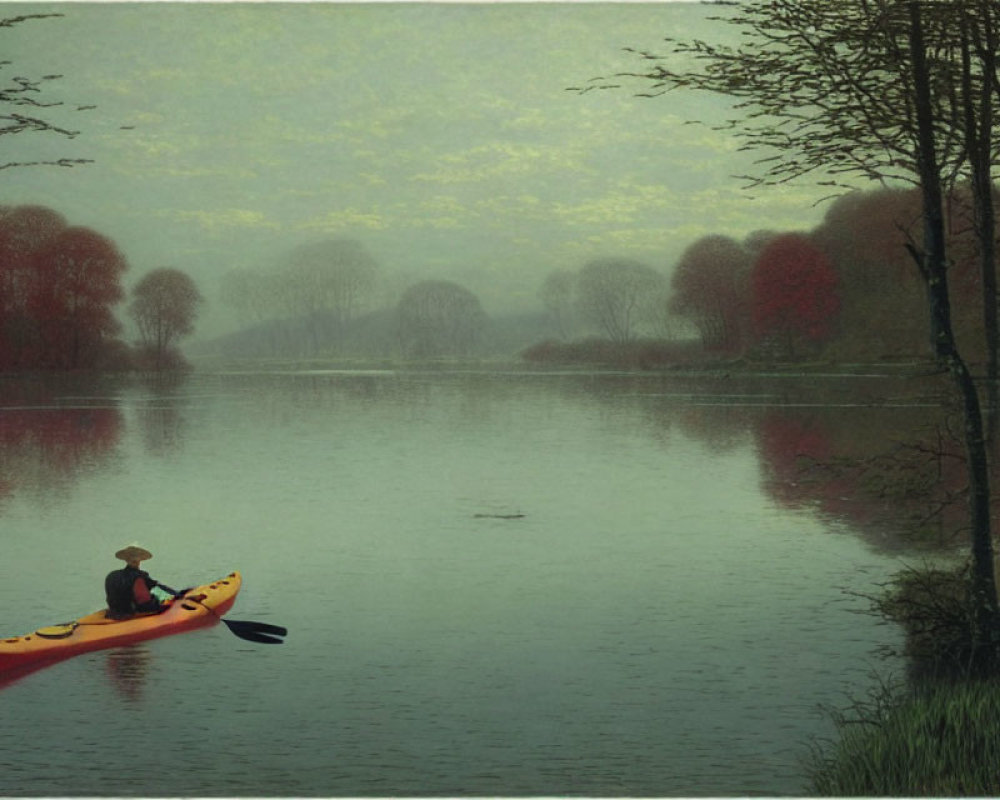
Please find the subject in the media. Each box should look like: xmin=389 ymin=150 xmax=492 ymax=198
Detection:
xmin=642 ymin=184 xmax=996 ymax=365
xmin=0 ymin=204 xmax=202 ymax=371
xmin=7 ymin=186 xmax=994 ymax=371
xmin=0 ymin=15 xmax=201 ymax=372
xmin=215 ymin=197 xmax=948 ymax=367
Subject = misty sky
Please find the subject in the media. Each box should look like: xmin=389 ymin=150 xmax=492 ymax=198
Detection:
xmin=2 ymin=2 xmax=850 ymax=337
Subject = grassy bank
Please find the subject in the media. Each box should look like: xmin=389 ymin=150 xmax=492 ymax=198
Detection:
xmin=809 ymin=561 xmax=1000 ymax=794
xmin=808 ymin=678 xmax=1000 ymax=795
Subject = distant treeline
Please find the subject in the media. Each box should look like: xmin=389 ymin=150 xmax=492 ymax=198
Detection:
xmin=10 ymin=184 xmax=994 ymax=371
xmin=212 ymin=184 xmax=997 ymax=368
xmin=530 ymin=185 xmax=999 ymax=368
xmin=215 ymin=240 xmax=559 ymax=361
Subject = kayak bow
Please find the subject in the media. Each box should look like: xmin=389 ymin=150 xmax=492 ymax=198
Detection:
xmin=0 ymin=571 xmax=242 ymax=674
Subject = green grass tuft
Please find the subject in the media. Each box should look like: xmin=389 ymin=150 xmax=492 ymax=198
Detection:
xmin=808 ymin=679 xmax=1000 ymax=795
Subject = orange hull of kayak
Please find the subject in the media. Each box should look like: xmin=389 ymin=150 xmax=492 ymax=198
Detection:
xmin=0 ymin=571 xmax=242 ymax=675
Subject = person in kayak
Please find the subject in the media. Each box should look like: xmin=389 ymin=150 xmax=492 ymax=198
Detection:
xmin=105 ymin=545 xmax=171 ymax=619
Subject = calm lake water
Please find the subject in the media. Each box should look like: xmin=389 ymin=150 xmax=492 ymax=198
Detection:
xmin=0 ymin=368 xmax=931 ymax=796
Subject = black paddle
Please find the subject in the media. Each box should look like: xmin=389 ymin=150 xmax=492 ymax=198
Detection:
xmin=159 ymin=584 xmax=287 ymax=645
xmin=219 ymin=619 xmax=287 ymax=645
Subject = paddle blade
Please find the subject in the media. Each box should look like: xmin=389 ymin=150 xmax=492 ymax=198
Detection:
xmin=228 ymin=629 xmax=285 ymax=645
xmin=233 ymin=620 xmax=287 ymax=637
xmin=221 ymin=618 xmax=288 ymax=643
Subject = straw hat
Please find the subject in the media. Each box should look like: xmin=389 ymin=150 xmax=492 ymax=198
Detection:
xmin=115 ymin=545 xmax=152 ymax=563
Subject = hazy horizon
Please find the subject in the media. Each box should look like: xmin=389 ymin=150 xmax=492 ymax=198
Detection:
xmin=2 ymin=2 xmax=846 ymax=342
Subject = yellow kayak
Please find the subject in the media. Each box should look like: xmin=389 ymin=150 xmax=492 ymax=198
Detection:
xmin=0 ymin=571 xmax=242 ymax=675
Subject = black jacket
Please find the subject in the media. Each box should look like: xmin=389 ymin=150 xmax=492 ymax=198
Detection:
xmin=105 ymin=565 xmax=161 ymax=618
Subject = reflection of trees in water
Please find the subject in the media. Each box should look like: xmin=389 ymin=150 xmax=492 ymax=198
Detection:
xmin=751 ymin=404 xmax=972 ymax=553
xmin=674 ymin=404 xmax=754 ymax=453
xmin=266 ymin=372 xmax=994 ymax=559
xmin=137 ymin=403 xmax=186 ymax=456
xmin=750 ymin=390 xmax=976 ymax=553
xmin=135 ymin=372 xmax=191 ymax=456
xmin=77 ymin=368 xmax=973 ymax=557
xmin=104 ymin=645 xmax=152 ymax=703
xmin=0 ymin=380 xmax=122 ymax=504
xmin=571 ymin=373 xmax=970 ymax=556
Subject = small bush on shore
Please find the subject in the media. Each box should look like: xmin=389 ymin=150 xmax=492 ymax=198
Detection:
xmin=868 ymin=561 xmax=1000 ymax=670
xmin=873 ymin=562 xmax=981 ymax=663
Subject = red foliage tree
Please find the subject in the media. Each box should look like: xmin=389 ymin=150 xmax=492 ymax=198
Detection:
xmin=750 ymin=233 xmax=840 ymax=359
xmin=28 ymin=226 xmax=127 ymax=368
xmin=0 ymin=205 xmax=67 ymax=367
xmin=669 ymin=235 xmax=752 ymax=353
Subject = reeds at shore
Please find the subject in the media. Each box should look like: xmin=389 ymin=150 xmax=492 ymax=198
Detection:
xmin=808 ymin=678 xmax=1000 ymax=794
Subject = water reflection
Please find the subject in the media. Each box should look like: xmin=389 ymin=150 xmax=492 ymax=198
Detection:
xmin=137 ymin=400 xmax=186 ymax=456
xmin=564 ymin=371 xmax=965 ymax=555
xmin=166 ymin=368 xmax=969 ymax=558
xmin=752 ymin=404 xmax=966 ymax=553
xmin=0 ymin=659 xmax=54 ymax=692
xmin=0 ymin=369 xmax=972 ymax=560
xmin=675 ymin=403 xmax=754 ymax=452
xmin=104 ymin=646 xmax=152 ymax=703
xmin=133 ymin=372 xmax=194 ymax=456
xmin=0 ymin=377 xmax=123 ymax=508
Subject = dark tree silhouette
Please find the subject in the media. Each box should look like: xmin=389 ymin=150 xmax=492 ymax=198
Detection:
xmin=0 ymin=205 xmax=67 ymax=366
xmin=129 ymin=268 xmax=202 ymax=371
xmin=669 ymin=235 xmax=751 ymax=353
xmin=396 ymin=280 xmax=487 ymax=359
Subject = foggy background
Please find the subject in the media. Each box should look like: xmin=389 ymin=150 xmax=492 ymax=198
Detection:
xmin=0 ymin=2 xmax=843 ymax=344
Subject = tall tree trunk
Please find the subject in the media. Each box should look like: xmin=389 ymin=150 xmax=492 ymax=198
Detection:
xmin=961 ymin=11 xmax=1000 ymax=439
xmin=909 ymin=0 xmax=999 ymax=642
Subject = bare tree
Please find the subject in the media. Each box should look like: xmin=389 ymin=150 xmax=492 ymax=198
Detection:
xmin=538 ymin=269 xmax=575 ymax=340
xmin=955 ymin=3 xmax=1000 ymax=409
xmin=219 ymin=268 xmax=273 ymax=327
xmin=281 ymin=238 xmax=379 ymax=354
xmin=669 ymin=235 xmax=752 ymax=353
xmin=575 ymin=257 xmax=665 ymax=344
